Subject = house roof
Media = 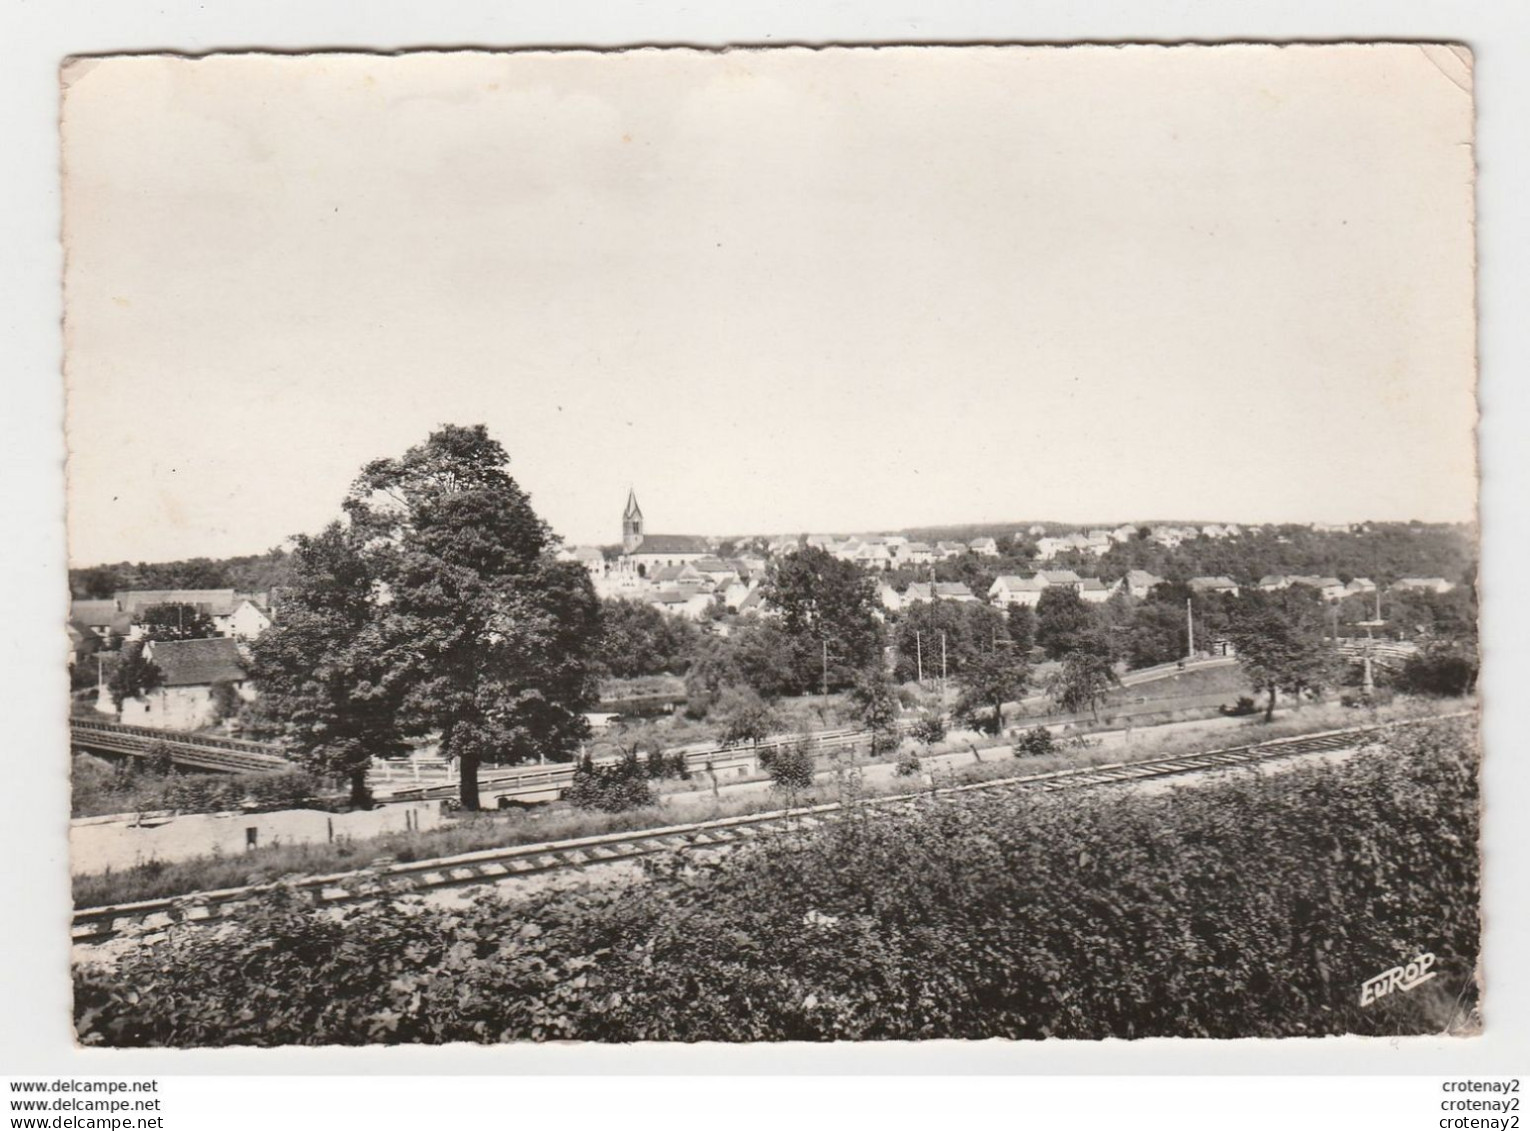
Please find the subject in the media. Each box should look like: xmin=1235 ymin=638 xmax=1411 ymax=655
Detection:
xmin=992 ymin=574 xmax=1045 ymax=592
xmin=904 ymin=582 xmax=934 ymax=601
xmin=628 ymin=534 xmax=711 ymax=556
xmin=71 ymin=599 xmax=134 ymax=632
xmin=571 ymin=546 xmax=605 ymax=562
xmin=1039 ymin=570 xmax=1082 ymax=584
xmin=936 ymin=541 xmax=966 ymax=552
xmin=143 ymin=637 xmax=246 ymax=687
xmin=1188 ymin=576 xmax=1238 ymax=590
xmin=116 ymin=589 xmax=240 ymax=617
xmin=1287 ymin=575 xmax=1342 ymax=590
xmin=902 ymin=542 xmax=933 ymax=554
xmin=1078 ymin=578 xmax=1108 ymax=592
xmin=689 ymin=557 xmax=736 ymax=573
xmin=650 ymin=565 xmax=686 ymax=583
xmin=935 ymin=582 xmax=975 ymax=598
xmin=1125 ymin=570 xmax=1163 ymax=586
xmin=648 ymin=589 xmax=695 ymax=605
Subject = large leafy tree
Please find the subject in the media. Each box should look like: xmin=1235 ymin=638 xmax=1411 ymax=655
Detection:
xmin=891 ymin=598 xmax=971 ymax=683
xmin=763 ymin=546 xmax=884 ymax=695
xmin=345 ymin=425 xmax=601 ymax=810
xmin=106 ymin=641 xmax=162 ymax=710
xmin=1034 ymin=586 xmax=1098 ymax=661
xmin=1048 ymin=633 xmax=1122 ymax=722
xmin=848 ymin=670 xmax=902 ymax=756
xmin=596 ymin=598 xmax=701 ymax=679
xmin=135 ymin=602 xmax=218 ymax=642
xmin=953 ymin=638 xmax=1031 ymax=735
xmin=246 ymin=522 xmax=407 ymax=807
xmin=1223 ymin=589 xmax=1340 ymax=722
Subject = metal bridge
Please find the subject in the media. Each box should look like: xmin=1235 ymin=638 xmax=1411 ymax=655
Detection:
xmin=69 ymin=717 xmax=292 ymax=775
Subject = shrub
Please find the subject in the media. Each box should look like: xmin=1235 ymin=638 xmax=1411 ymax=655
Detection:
xmin=910 ymin=710 xmax=946 ymax=746
xmin=894 ymin=749 xmax=923 ymax=778
xmin=1396 ymin=642 xmax=1478 ymax=698
xmin=1220 ymin=696 xmax=1258 ymax=717
xmin=146 ymin=741 xmax=176 ymax=777
xmin=75 ymin=718 xmax=1479 ymax=1045
xmin=565 ymin=752 xmax=655 ymax=813
xmin=767 ymin=736 xmax=815 ymax=793
xmin=1013 ymin=725 xmax=1056 ymax=758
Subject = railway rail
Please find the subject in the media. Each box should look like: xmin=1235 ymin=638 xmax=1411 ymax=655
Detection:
xmin=71 ymin=713 xmax=1465 ymax=944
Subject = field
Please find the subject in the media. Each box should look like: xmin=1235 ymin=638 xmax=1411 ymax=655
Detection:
xmin=74 ymin=716 xmax=1479 ymax=1045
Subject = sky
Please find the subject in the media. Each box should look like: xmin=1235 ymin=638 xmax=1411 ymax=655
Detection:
xmin=60 ymin=45 xmax=1477 ymax=566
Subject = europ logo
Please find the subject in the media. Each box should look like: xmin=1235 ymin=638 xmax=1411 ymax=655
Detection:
xmin=1360 ymin=952 xmax=1437 ymax=1006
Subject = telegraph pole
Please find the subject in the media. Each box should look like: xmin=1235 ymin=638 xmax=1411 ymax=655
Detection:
xmin=821 ymin=639 xmax=828 ymax=698
xmin=915 ymin=630 xmax=924 ymax=684
xmin=1185 ymin=598 xmax=1195 ymax=659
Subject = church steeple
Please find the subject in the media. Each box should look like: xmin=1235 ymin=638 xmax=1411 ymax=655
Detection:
xmin=622 ymin=488 xmax=644 ymax=553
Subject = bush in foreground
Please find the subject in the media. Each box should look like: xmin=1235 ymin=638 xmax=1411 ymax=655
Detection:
xmin=75 ymin=719 xmax=1479 ymax=1045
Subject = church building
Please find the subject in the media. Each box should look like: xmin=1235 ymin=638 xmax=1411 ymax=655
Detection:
xmin=619 ymin=489 xmax=711 ymax=575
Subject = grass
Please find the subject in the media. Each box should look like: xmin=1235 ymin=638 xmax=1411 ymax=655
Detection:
xmin=1115 ymin=661 xmax=1250 ymax=701
xmin=72 ymin=693 xmax=1467 ymax=910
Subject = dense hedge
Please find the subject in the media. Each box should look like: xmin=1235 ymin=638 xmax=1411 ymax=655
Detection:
xmin=75 ymin=719 xmax=1479 ymax=1045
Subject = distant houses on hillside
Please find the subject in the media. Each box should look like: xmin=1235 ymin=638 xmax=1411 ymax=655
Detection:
xmin=70 ymin=589 xmax=274 ymax=646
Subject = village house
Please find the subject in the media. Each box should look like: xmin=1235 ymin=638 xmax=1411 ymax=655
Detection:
xmin=646 ymin=588 xmax=715 ymax=620
xmin=1345 ymin=577 xmax=1378 ymax=596
xmin=934 ymin=541 xmax=968 ymax=560
xmin=1037 ymin=569 xmax=1083 ymax=590
xmin=681 ymin=557 xmax=741 ymax=590
xmin=1077 ymin=577 xmax=1113 ymax=604
xmin=1122 ymin=570 xmax=1165 ymax=599
xmin=557 ymin=545 xmax=608 ymax=578
xmin=968 ymin=537 xmax=1000 ymax=557
xmin=898 ymin=541 xmax=935 ymax=565
xmin=103 ymin=637 xmax=256 ymax=732
xmin=70 ymin=599 xmax=134 ymax=643
xmin=1258 ymin=575 xmax=1293 ymax=591
xmin=67 ymin=620 xmax=101 ymax=668
xmin=1393 ymin=577 xmax=1456 ymax=595
xmin=1288 ymin=575 xmax=1347 ymax=601
xmin=933 ymin=582 xmax=979 ymax=603
xmin=988 ymin=574 xmax=1047 ymax=608
xmin=1033 ymin=536 xmax=1070 ymax=561
xmin=1188 ymin=576 xmax=1241 ymax=597
xmin=876 ymin=582 xmax=903 ymax=613
xmin=216 ymin=597 xmax=273 ymax=641
xmin=854 ymin=543 xmax=894 ymax=570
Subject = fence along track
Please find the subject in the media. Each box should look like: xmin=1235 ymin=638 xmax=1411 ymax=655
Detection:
xmin=71 ymin=713 xmax=1468 ymax=944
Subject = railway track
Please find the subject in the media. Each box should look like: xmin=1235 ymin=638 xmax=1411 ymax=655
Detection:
xmin=71 ymin=714 xmax=1465 ymax=944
